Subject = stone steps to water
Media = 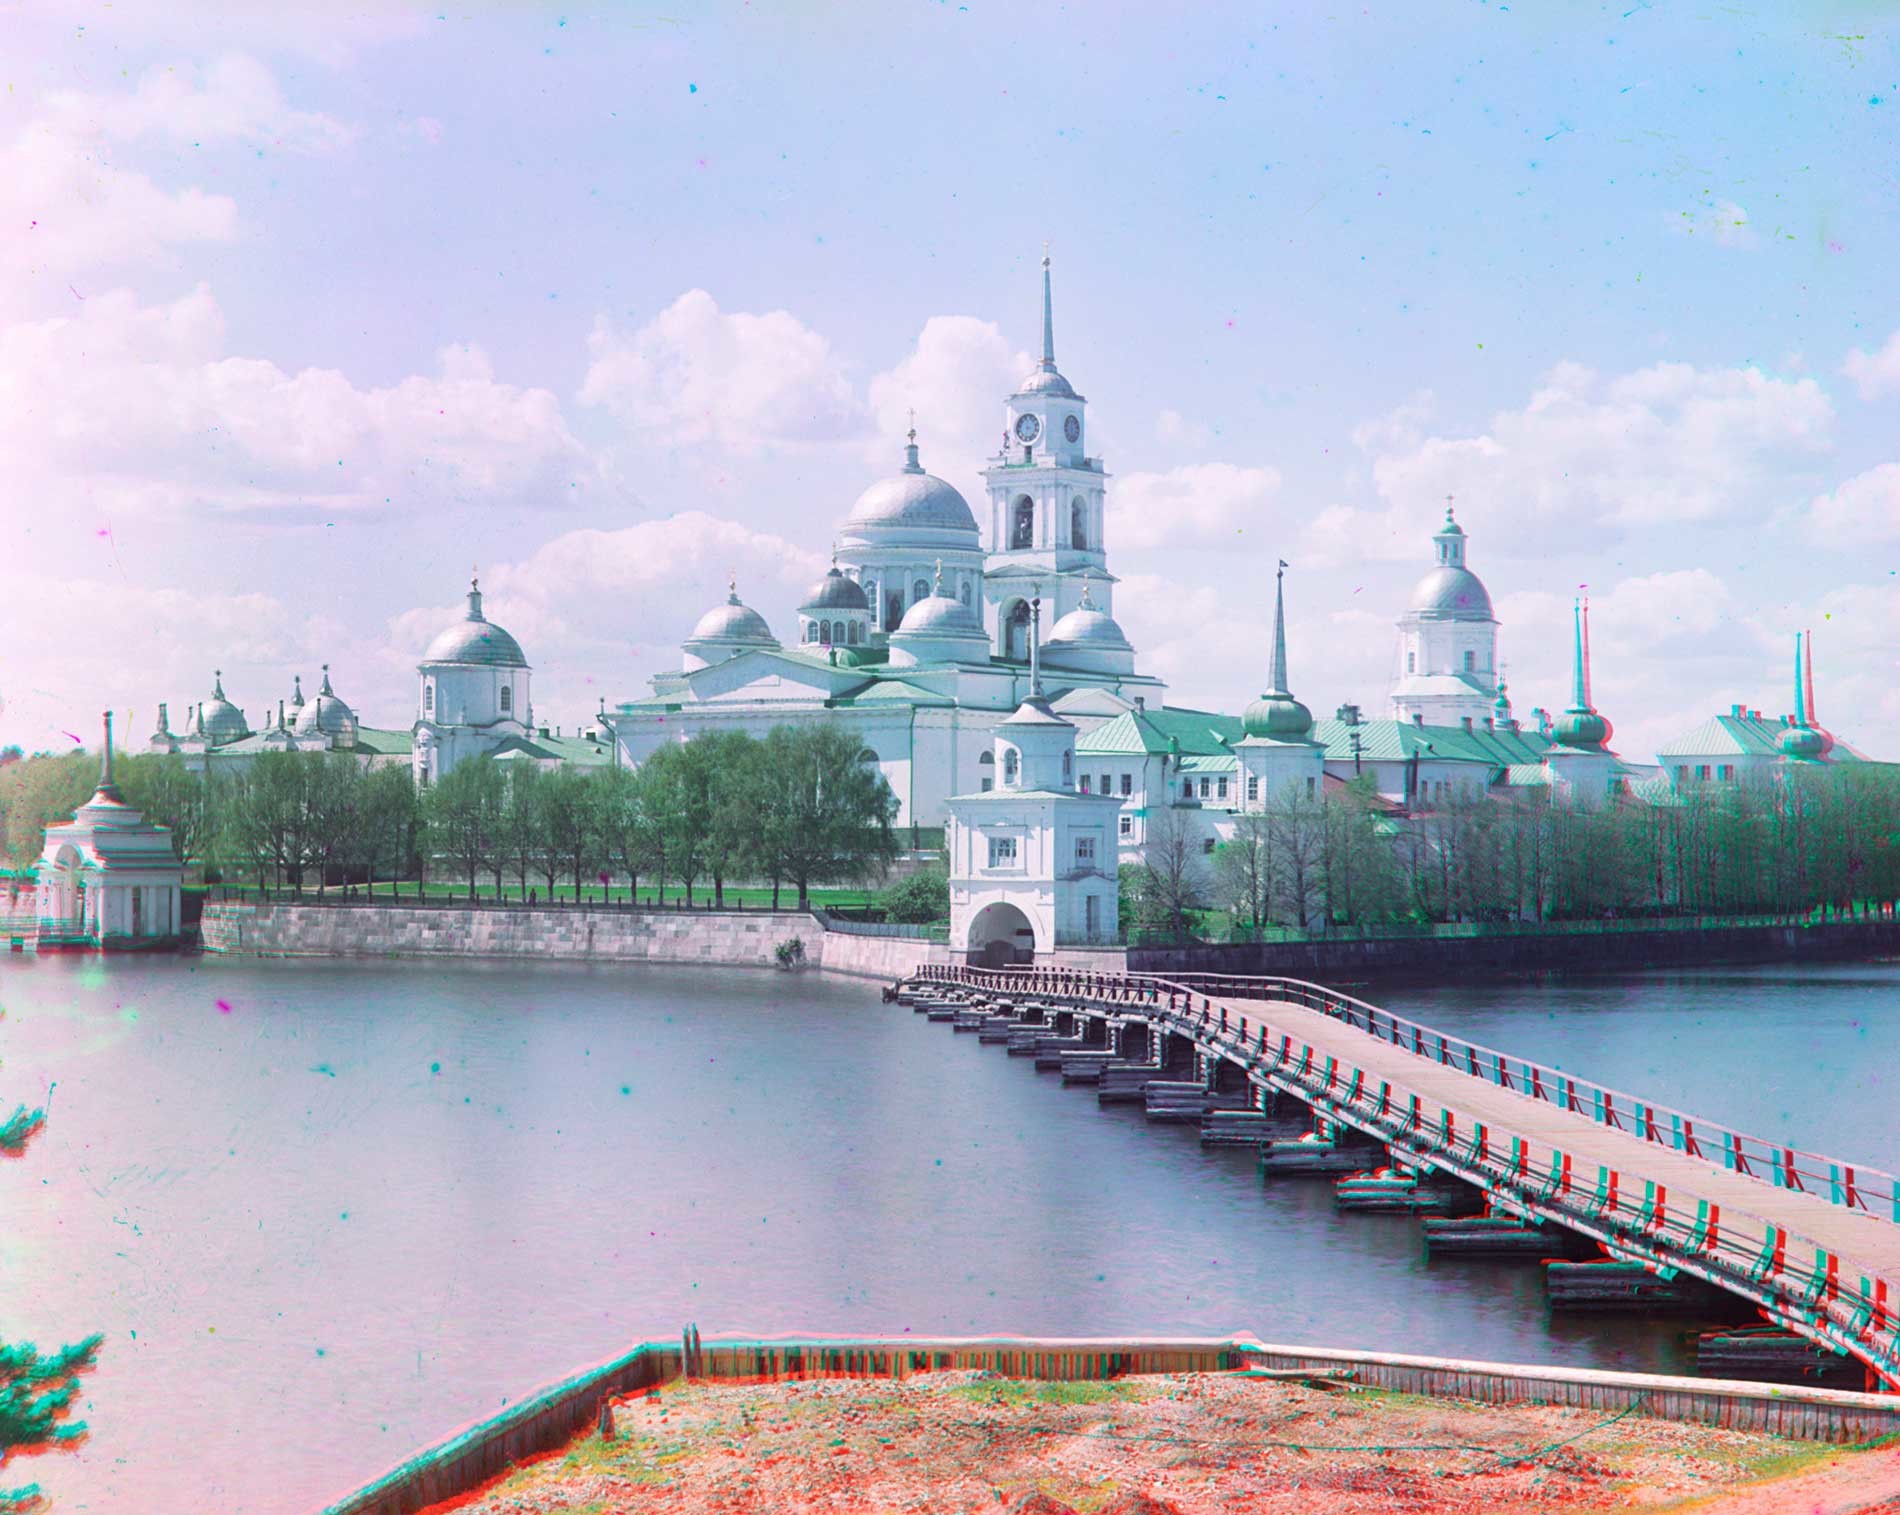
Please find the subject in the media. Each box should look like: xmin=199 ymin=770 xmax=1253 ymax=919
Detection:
xmin=1200 ymin=1111 xmax=1310 ymax=1147
xmin=1694 ymin=1328 xmax=1864 ymax=1389
xmin=1544 ymin=1260 xmax=1731 ymax=1313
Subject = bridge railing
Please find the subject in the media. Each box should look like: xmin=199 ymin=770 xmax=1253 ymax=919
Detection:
xmin=907 ymin=961 xmax=1900 ymax=1390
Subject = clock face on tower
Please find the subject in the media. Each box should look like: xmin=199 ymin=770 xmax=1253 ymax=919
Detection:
xmin=1063 ymin=414 xmax=1081 ymax=443
xmin=1015 ymin=413 xmax=1041 ymax=443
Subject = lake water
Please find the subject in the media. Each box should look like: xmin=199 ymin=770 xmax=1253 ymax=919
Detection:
xmin=3 ymin=954 xmax=1896 ymax=1512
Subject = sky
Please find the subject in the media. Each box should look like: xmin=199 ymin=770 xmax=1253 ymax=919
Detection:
xmin=2 ymin=0 xmax=1897 ymax=762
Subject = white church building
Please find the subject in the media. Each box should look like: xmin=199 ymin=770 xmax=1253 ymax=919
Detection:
xmin=605 ymin=256 xmax=1165 ymax=832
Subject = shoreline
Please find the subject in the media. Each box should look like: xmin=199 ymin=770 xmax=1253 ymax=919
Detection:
xmin=320 ymin=1333 xmax=1900 ymax=1515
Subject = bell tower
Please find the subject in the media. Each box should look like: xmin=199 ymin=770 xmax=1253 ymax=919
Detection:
xmin=982 ymin=251 xmax=1114 ymax=662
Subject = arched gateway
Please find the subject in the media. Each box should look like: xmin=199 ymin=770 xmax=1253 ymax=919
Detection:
xmin=966 ymin=901 xmax=1036 ymax=966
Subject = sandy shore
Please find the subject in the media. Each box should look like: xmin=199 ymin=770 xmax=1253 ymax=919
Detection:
xmin=435 ymin=1369 xmax=1900 ymax=1515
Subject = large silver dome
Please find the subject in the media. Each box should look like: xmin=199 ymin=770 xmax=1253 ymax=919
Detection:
xmin=424 ymin=579 xmax=529 ymax=667
xmin=1405 ymin=565 xmax=1494 ymax=621
xmin=198 ymin=673 xmax=250 ymax=745
xmin=844 ymin=437 xmax=978 ymax=537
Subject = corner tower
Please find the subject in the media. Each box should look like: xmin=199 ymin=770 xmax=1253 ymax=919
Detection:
xmin=982 ymin=252 xmax=1113 ymax=663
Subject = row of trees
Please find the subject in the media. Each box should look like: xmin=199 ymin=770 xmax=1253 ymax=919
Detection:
xmin=0 ymin=726 xmax=903 ymax=909
xmin=1125 ymin=766 xmax=1900 ymax=941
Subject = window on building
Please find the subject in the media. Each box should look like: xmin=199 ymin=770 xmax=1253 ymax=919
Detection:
xmin=1119 ymin=814 xmax=1133 ymax=838
xmin=979 ymin=750 xmax=994 ymax=766
xmin=1183 ymin=780 xmax=1194 ymax=800
xmin=1075 ymin=836 xmax=1095 ymax=864
xmin=1099 ymin=773 xmax=1111 ymax=794
xmin=987 ymin=836 xmax=1017 ymax=868
xmin=1079 ymin=776 xmax=1091 ymax=793
xmin=1199 ymin=777 xmax=1210 ymax=798
xmin=1062 ymin=751 xmax=1073 ymax=784
xmin=864 ymin=579 xmax=878 ymax=620
xmin=1306 ymin=777 xmax=1317 ymax=797
xmin=820 ymin=621 xmax=832 ymax=646
xmin=1407 ymin=652 xmax=1416 ymax=673
xmin=981 ymin=777 xmax=994 ymax=791
xmin=849 ymin=621 xmax=861 ymax=645
xmin=1675 ymin=765 xmax=1688 ymax=784
xmin=1120 ymin=774 xmax=1132 ymax=797
xmin=424 ymin=682 xmax=434 ymax=713
xmin=1246 ymin=775 xmax=1259 ymax=802
xmin=1216 ymin=777 xmax=1228 ymax=799
xmin=500 ymin=685 xmax=512 ymax=714
xmin=1718 ymin=764 xmax=1733 ymax=781
xmin=913 ymin=578 xmax=930 ymax=604
xmin=959 ymin=581 xmax=972 ymax=606
xmin=1464 ymin=650 xmax=1476 ymax=672
xmin=1698 ymin=765 xmax=1711 ymax=780
xmin=1003 ymin=748 xmax=1019 ymax=785
xmin=887 ymin=592 xmax=903 ymax=628
xmin=1071 ymin=499 xmax=1087 ymax=550
xmin=1012 ymin=497 xmax=1035 ymax=550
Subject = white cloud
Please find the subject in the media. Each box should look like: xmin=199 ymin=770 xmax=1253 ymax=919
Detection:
xmin=1841 ymin=329 xmax=1900 ymax=400
xmin=1809 ymin=462 xmax=1900 ymax=545
xmin=1108 ymin=463 xmax=1284 ymax=552
xmin=1309 ymin=360 xmax=1834 ymax=564
xmin=0 ymin=286 xmax=597 ymax=524
xmin=1155 ymin=408 xmax=1212 ymax=449
xmin=866 ymin=316 xmax=1029 ymax=495
xmin=387 ymin=512 xmax=828 ymax=716
xmin=581 ymin=290 xmax=864 ymax=451
xmin=43 ymin=56 xmax=360 ymax=154
xmin=1671 ymin=198 xmax=1755 ymax=247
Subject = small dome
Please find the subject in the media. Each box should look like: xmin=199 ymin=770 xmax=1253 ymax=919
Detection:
xmin=843 ymin=437 xmax=979 ymax=536
xmin=1406 ymin=565 xmax=1494 ymax=621
xmin=1045 ymin=591 xmax=1129 ymax=649
xmin=1553 ymin=708 xmax=1612 ymax=751
xmin=198 ymin=672 xmax=250 ymax=745
xmin=1778 ymin=722 xmax=1826 ymax=760
xmin=690 ymin=594 xmax=776 ymax=645
xmin=1015 ymin=367 xmax=1077 ymax=399
xmin=1243 ymin=693 xmax=1314 ymax=740
xmin=294 ymin=666 xmax=356 ymax=737
xmin=800 ymin=566 xmax=869 ymax=613
xmin=897 ymin=593 xmax=983 ymax=636
xmin=424 ymin=578 xmax=528 ymax=668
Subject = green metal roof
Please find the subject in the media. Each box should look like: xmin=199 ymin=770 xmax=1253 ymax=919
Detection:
xmin=1178 ymin=754 xmax=1239 ymax=774
xmin=1309 ymin=717 xmax=1552 ymax=766
xmin=350 ymin=726 xmax=414 ymax=756
xmin=1076 ymin=705 xmax=1244 ymax=757
xmin=1656 ymin=712 xmax=1784 ymax=759
xmin=485 ymin=734 xmax=612 ymax=767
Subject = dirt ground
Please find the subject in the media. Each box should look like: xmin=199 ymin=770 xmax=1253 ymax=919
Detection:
xmin=442 ymin=1371 xmax=1900 ymax=1515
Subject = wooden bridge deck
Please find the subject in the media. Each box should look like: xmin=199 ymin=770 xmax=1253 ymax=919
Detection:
xmin=1238 ymin=992 xmax=1900 ymax=1282
xmin=908 ymin=966 xmax=1900 ymax=1391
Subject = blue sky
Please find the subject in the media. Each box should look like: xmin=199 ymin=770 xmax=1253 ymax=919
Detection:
xmin=3 ymin=1 xmax=1897 ymax=759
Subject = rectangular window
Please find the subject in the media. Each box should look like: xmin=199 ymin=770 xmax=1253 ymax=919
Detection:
xmin=1075 ymin=837 xmax=1095 ymax=864
xmin=1698 ymin=765 xmax=1711 ymax=780
xmin=1675 ymin=765 xmax=1688 ymax=784
xmin=1464 ymin=650 xmax=1475 ymax=672
xmin=1119 ymin=814 xmax=1133 ymax=838
xmin=980 ymin=777 xmax=993 ymax=792
xmin=1216 ymin=777 xmax=1228 ymax=799
xmin=424 ymin=683 xmax=434 ymax=713
xmin=1120 ymin=774 xmax=1132 ymax=796
xmin=1719 ymin=764 xmax=1733 ymax=781
xmin=1100 ymin=773 xmax=1111 ymax=794
xmin=1246 ymin=776 xmax=1259 ymax=802
xmin=1407 ymin=652 xmax=1416 ymax=673
xmin=1306 ymin=776 xmax=1316 ymax=797
xmin=987 ymin=836 xmax=1017 ymax=868
xmin=1079 ymin=776 xmax=1090 ymax=793
xmin=1199 ymin=777 xmax=1210 ymax=798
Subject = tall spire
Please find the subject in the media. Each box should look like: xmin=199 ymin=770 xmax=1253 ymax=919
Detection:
xmin=1570 ymin=599 xmax=1589 ymax=711
xmin=1040 ymin=245 xmax=1056 ymax=371
xmin=1792 ymin=631 xmax=1807 ymax=725
xmin=94 ymin=710 xmax=124 ymax=803
xmin=1553 ymin=598 xmax=1611 ymax=751
xmin=1804 ymin=629 xmax=1817 ymax=728
xmin=1266 ymin=559 xmax=1292 ymax=697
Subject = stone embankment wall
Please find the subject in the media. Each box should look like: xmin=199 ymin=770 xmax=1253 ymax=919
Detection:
xmin=199 ymin=900 xmax=943 ymax=979
xmin=1129 ymin=918 xmax=1900 ymax=981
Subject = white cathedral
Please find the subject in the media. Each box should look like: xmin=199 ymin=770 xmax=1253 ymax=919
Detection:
xmin=607 ymin=255 xmax=1167 ymax=831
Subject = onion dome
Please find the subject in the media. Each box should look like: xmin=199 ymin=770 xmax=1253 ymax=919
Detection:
xmin=424 ymin=575 xmax=528 ymax=668
xmin=1242 ymin=565 xmax=1314 ymax=740
xmin=1778 ymin=721 xmax=1826 ymax=760
xmin=1551 ymin=600 xmax=1612 ymax=751
xmin=1493 ymin=676 xmax=1514 ymax=727
xmin=843 ymin=430 xmax=979 ymax=537
xmin=1405 ymin=508 xmax=1494 ymax=622
xmin=294 ymin=664 xmax=356 ymax=737
xmin=198 ymin=670 xmax=251 ymax=745
xmin=800 ymin=565 xmax=870 ymax=613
